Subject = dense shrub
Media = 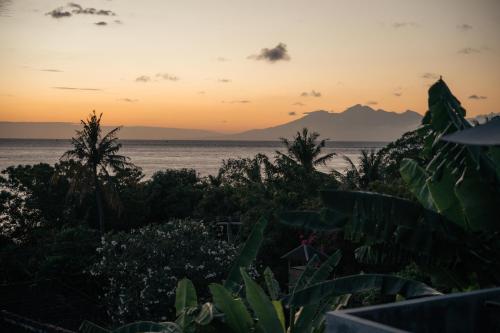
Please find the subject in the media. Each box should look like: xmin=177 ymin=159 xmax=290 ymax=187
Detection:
xmin=90 ymin=220 xmax=237 ymax=324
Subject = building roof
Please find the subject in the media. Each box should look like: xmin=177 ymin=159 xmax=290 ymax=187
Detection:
xmin=442 ymin=117 xmax=500 ymax=146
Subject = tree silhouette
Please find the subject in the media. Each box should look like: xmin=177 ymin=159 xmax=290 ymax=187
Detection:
xmin=277 ymin=128 xmax=335 ymax=173
xmin=62 ymin=111 xmax=131 ymax=234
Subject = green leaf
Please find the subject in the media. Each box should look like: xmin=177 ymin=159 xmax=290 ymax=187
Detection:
xmin=175 ymin=278 xmax=198 ymax=331
xmin=309 ymin=250 xmax=342 ymax=285
xmin=400 ymin=158 xmax=436 ymax=210
xmin=291 ymin=254 xmax=321 ymax=294
xmin=292 ymin=250 xmax=342 ymax=333
xmin=209 ymin=283 xmax=253 ymax=333
xmin=240 ymin=268 xmax=284 ymax=333
xmin=175 ymin=278 xmax=198 ymax=316
xmin=284 ymin=274 xmax=441 ymax=308
xmin=427 ymin=168 xmax=467 ymax=228
xmin=224 ymin=217 xmax=268 ymax=292
xmin=454 ymin=170 xmax=500 ymax=231
xmin=264 ymin=267 xmax=280 ymax=300
xmin=272 ymin=301 xmax=286 ymax=331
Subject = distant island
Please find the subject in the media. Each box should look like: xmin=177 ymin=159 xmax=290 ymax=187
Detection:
xmin=0 ymin=105 xmax=422 ymax=141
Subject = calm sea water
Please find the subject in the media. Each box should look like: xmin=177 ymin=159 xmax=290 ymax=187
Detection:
xmin=0 ymin=139 xmax=386 ymax=177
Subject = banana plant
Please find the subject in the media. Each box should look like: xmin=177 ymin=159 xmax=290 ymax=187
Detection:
xmin=207 ymin=252 xmax=439 ymax=333
xmin=280 ymin=79 xmax=500 ymax=288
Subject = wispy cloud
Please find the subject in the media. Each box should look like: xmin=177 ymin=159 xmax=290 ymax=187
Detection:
xmin=52 ymin=86 xmax=101 ymax=91
xmin=248 ymin=43 xmax=290 ymax=63
xmin=218 ymin=78 xmax=231 ymax=83
xmin=300 ymin=90 xmax=321 ymax=97
xmin=135 ymin=75 xmax=151 ymax=82
xmin=288 ymin=111 xmax=297 ymax=116
xmin=40 ymin=69 xmax=63 ymax=72
xmin=46 ymin=3 xmax=118 ymax=22
xmin=68 ymin=3 xmax=115 ymax=16
xmin=222 ymin=100 xmax=251 ymax=104
xmin=95 ymin=21 xmax=107 ymax=26
xmin=393 ymin=21 xmax=419 ymax=28
xmin=457 ymin=23 xmax=473 ymax=31
xmin=118 ymin=98 xmax=138 ymax=103
xmin=421 ymin=72 xmax=440 ymax=80
xmin=216 ymin=57 xmax=229 ymax=62
xmin=366 ymin=101 xmax=378 ymax=106
xmin=156 ymin=73 xmax=179 ymax=81
xmin=394 ymin=92 xmax=402 ymax=97
xmin=292 ymin=102 xmax=305 ymax=106
xmin=458 ymin=47 xmax=481 ymax=55
xmin=46 ymin=8 xmax=71 ymax=18
xmin=469 ymin=94 xmax=487 ymax=100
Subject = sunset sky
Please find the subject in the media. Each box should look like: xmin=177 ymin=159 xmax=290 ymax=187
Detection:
xmin=1 ymin=0 xmax=499 ymax=133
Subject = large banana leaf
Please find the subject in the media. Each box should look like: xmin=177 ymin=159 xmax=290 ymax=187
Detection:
xmin=224 ymin=217 xmax=268 ymax=292
xmin=264 ymin=267 xmax=281 ymax=300
xmin=209 ymin=283 xmax=253 ymax=333
xmin=283 ymin=274 xmax=441 ymax=308
xmin=240 ymin=268 xmax=285 ymax=333
xmin=175 ymin=278 xmax=197 ymax=316
xmin=399 ymin=158 xmax=435 ymax=210
xmin=175 ymin=278 xmax=198 ymax=331
xmin=292 ymin=250 xmax=342 ymax=333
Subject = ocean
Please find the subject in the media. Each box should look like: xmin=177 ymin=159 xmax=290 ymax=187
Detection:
xmin=0 ymin=139 xmax=387 ymax=177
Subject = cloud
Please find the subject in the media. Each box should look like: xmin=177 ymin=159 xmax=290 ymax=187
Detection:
xmin=292 ymin=102 xmax=305 ymax=106
xmin=366 ymin=101 xmax=378 ymax=105
xmin=114 ymin=20 xmax=122 ymax=24
xmin=393 ymin=21 xmax=419 ymax=28
xmin=218 ymin=78 xmax=231 ymax=83
xmin=40 ymin=69 xmax=63 ymax=72
xmin=52 ymin=86 xmax=101 ymax=91
xmin=135 ymin=75 xmax=151 ymax=82
xmin=288 ymin=111 xmax=297 ymax=116
xmin=457 ymin=23 xmax=473 ymax=31
xmin=118 ymin=98 xmax=138 ymax=103
xmin=248 ymin=43 xmax=290 ymax=63
xmin=468 ymin=94 xmax=487 ymax=100
xmin=421 ymin=72 xmax=439 ymax=80
xmin=197 ymin=91 xmax=206 ymax=94
xmin=156 ymin=73 xmax=179 ymax=81
xmin=300 ymin=90 xmax=321 ymax=97
xmin=46 ymin=8 xmax=72 ymax=18
xmin=222 ymin=100 xmax=251 ymax=104
xmin=47 ymin=3 xmax=116 ymax=20
xmin=394 ymin=92 xmax=402 ymax=97
xmin=95 ymin=21 xmax=107 ymax=26
xmin=68 ymin=3 xmax=116 ymax=16
xmin=216 ymin=57 xmax=229 ymax=62
xmin=458 ymin=47 xmax=481 ymax=55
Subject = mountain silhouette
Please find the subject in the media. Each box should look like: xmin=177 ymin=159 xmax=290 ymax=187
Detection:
xmin=0 ymin=105 xmax=422 ymax=141
xmin=225 ymin=105 xmax=422 ymax=141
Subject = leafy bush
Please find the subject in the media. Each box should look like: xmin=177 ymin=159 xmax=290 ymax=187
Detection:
xmin=90 ymin=220 xmax=237 ymax=324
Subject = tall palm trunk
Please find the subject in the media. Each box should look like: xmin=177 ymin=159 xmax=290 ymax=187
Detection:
xmin=93 ymin=167 xmax=105 ymax=235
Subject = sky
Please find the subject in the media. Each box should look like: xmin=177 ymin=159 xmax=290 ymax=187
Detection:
xmin=0 ymin=0 xmax=499 ymax=133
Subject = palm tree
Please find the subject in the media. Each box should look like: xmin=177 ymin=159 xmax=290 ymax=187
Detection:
xmin=62 ymin=111 xmax=131 ymax=234
xmin=277 ymin=128 xmax=335 ymax=173
xmin=334 ymin=149 xmax=383 ymax=189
